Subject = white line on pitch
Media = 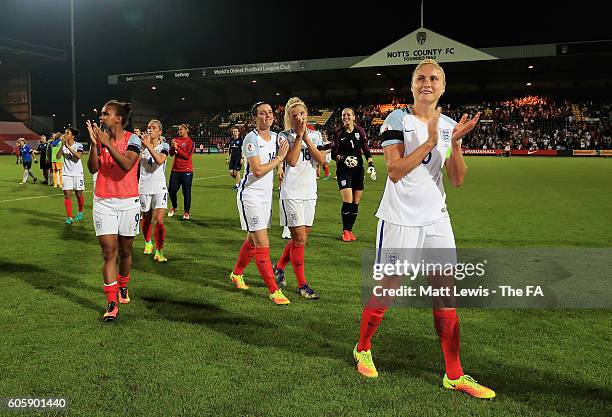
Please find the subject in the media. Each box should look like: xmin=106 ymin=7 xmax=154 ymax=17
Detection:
xmin=0 ymin=174 xmax=228 ymax=203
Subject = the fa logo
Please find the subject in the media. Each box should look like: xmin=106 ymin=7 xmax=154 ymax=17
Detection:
xmin=290 ymin=213 xmax=298 ymax=222
xmin=417 ymin=31 xmax=427 ymax=46
xmin=440 ymin=129 xmax=451 ymax=143
xmin=386 ymin=253 xmax=399 ymax=265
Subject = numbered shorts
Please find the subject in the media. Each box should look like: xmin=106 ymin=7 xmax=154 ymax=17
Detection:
xmin=93 ymin=206 xmax=141 ymax=237
xmin=237 ymin=198 xmax=272 ymax=232
xmin=280 ymin=199 xmax=316 ymax=227
xmin=62 ymin=175 xmax=85 ymax=191
xmin=140 ymin=192 xmax=168 ymax=212
xmin=375 ymin=217 xmax=457 ymax=267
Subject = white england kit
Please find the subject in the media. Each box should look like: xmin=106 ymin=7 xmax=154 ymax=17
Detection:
xmin=323 ymin=138 xmax=332 ymax=164
xmin=237 ymin=130 xmax=278 ymax=232
xmin=139 ymin=142 xmax=170 ymax=212
xmin=375 ymin=108 xmax=458 ymax=267
xmin=278 ymin=129 xmax=322 ymax=227
xmin=61 ymin=142 xmax=85 ymax=191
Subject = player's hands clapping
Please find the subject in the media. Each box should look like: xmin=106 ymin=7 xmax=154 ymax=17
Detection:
xmin=426 ymin=107 xmax=442 ymax=148
xmin=294 ymin=115 xmax=307 ymax=140
xmin=86 ymin=120 xmax=97 ymax=146
xmin=171 ymin=139 xmax=178 ymax=150
xmin=141 ymin=133 xmax=152 ymax=148
xmin=451 ymin=112 xmax=480 ymax=144
xmin=89 ymin=122 xmax=110 ymax=147
xmin=277 ymin=139 xmax=289 ymax=160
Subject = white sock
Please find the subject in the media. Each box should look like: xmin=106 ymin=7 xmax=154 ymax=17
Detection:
xmin=22 ymin=171 xmax=28 ymax=183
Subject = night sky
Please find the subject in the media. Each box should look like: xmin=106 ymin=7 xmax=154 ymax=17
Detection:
xmin=1 ymin=0 xmax=611 ymax=130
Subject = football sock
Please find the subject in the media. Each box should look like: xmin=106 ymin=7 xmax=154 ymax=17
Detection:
xmin=290 ymin=243 xmax=307 ymax=287
xmin=341 ymin=202 xmax=351 ymax=231
xmin=358 ymin=304 xmax=388 ymax=352
xmin=142 ymin=216 xmax=152 ymax=242
xmin=77 ymin=195 xmax=84 ymax=213
xmin=22 ymin=170 xmax=28 ymax=183
xmin=277 ymin=240 xmax=293 ymax=270
xmin=103 ymin=281 xmax=118 ymax=303
xmin=324 ymin=164 xmax=330 ymax=177
xmin=349 ymin=203 xmax=359 ymax=231
xmin=118 ymin=274 xmax=131 ymax=289
xmin=154 ymin=223 xmax=166 ymax=251
xmin=433 ymin=309 xmax=464 ymax=380
xmin=254 ymin=247 xmax=278 ymax=293
xmin=64 ymin=198 xmax=73 ymax=218
xmin=233 ymin=240 xmax=255 ymax=275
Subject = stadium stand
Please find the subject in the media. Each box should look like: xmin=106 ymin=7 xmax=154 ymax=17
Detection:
xmin=147 ymin=97 xmax=612 ymax=152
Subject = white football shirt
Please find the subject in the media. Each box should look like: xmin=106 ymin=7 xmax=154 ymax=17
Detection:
xmin=61 ymin=142 xmax=84 ymax=177
xmin=238 ymin=129 xmax=278 ymax=203
xmin=375 ymin=108 xmax=457 ymax=226
xmin=139 ymin=142 xmax=170 ymax=195
xmin=279 ymin=129 xmax=322 ymax=200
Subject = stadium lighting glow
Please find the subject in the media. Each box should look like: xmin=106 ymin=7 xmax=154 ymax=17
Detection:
xmin=389 ymin=87 xmax=395 ymax=91
xmin=528 ymin=65 xmax=534 ymax=69
xmin=275 ymin=92 xmax=280 ymax=96
xmin=93 ymin=108 xmax=97 ymax=113
xmin=52 ymin=114 xmax=56 ymax=117
xmin=376 ymin=73 xmax=382 ymax=76
xmin=181 ymin=97 xmax=186 ymax=101
xmin=251 ymin=80 xmax=257 ymax=83
xmin=151 ymin=86 xmax=157 ymax=90
xmin=526 ymin=82 xmax=532 ymax=86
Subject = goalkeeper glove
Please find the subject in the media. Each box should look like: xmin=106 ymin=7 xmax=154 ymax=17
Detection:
xmin=367 ymin=162 xmax=376 ymax=180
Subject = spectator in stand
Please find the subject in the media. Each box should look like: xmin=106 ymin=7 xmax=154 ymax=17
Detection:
xmin=168 ymin=123 xmax=195 ymax=220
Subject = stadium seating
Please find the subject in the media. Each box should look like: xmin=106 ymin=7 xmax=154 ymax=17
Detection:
xmin=157 ymin=97 xmax=612 ymax=151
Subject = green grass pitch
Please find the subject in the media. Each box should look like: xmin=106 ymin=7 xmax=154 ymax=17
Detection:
xmin=0 ymin=154 xmax=610 ymax=417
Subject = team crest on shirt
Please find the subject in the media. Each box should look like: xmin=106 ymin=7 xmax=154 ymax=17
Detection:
xmin=250 ymin=216 xmax=259 ymax=226
xmin=382 ymin=124 xmax=391 ymax=132
xmin=340 ymin=180 xmax=347 ymax=186
xmin=355 ymin=133 xmax=360 ymax=139
xmin=440 ymin=129 xmax=451 ymax=143
xmin=246 ymin=143 xmax=256 ymax=153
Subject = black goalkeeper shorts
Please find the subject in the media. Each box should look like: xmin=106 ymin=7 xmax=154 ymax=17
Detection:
xmin=336 ymin=166 xmax=364 ymax=191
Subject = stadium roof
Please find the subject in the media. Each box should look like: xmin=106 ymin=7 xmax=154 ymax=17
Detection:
xmin=108 ymin=27 xmax=612 ymax=106
xmin=0 ymin=37 xmax=67 ymax=75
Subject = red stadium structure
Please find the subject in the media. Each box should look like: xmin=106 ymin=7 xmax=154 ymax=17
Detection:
xmin=0 ymin=37 xmax=67 ymax=154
